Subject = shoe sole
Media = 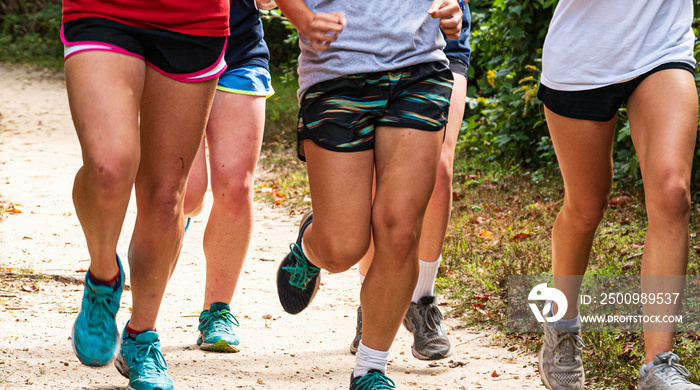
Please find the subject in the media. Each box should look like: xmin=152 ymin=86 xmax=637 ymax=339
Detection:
xmin=410 ymin=344 xmax=452 ymax=360
xmin=538 ymin=347 xmax=555 ymax=390
xmin=200 ymin=340 xmax=240 ymax=353
xmin=349 ymin=341 xmax=359 ymax=355
xmin=114 ymin=352 xmax=130 ymax=379
xmin=402 ymin=316 xmax=452 ymax=361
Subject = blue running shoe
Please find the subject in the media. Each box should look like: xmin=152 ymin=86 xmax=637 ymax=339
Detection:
xmin=276 ymin=210 xmax=320 ymax=314
xmin=349 ymin=370 xmax=396 ymax=390
xmin=115 ymin=326 xmax=174 ymax=390
xmin=71 ymin=254 xmax=124 ymax=366
xmin=197 ymin=302 xmax=240 ymax=353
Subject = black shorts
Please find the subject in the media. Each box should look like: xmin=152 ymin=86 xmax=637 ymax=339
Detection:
xmin=297 ymin=62 xmax=453 ymax=161
xmin=447 ymin=57 xmax=468 ymax=78
xmin=537 ymin=62 xmax=696 ymax=122
xmin=61 ymin=17 xmax=228 ymax=82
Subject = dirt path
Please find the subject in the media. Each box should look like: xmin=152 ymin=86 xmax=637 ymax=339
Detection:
xmin=0 ymin=64 xmax=545 ymax=390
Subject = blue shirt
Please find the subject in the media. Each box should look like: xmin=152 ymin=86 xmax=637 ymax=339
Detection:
xmin=226 ymin=0 xmax=270 ymax=70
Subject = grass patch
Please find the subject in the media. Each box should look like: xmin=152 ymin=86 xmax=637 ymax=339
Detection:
xmin=438 ymin=145 xmax=700 ymax=388
xmin=257 ymin=73 xmax=309 ymax=213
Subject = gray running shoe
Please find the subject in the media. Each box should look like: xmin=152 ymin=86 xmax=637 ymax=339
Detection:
xmin=638 ymin=352 xmax=700 ymax=390
xmin=539 ymin=319 xmax=585 ymax=390
xmin=350 ymin=305 xmax=362 ymax=354
xmin=402 ymin=296 xmax=451 ymax=360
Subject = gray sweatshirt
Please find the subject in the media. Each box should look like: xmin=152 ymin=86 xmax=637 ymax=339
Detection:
xmin=296 ymin=0 xmax=449 ymax=101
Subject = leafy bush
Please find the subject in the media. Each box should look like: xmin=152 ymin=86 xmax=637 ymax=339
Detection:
xmin=0 ymin=0 xmax=63 ymax=67
xmin=463 ymin=1 xmax=700 ymax=195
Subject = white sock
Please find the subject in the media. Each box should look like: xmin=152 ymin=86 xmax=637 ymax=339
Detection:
xmin=300 ymin=237 xmax=307 ymax=255
xmin=354 ymin=341 xmax=390 ymax=377
xmin=555 ymin=314 xmax=581 ymax=329
xmin=643 ymin=361 xmax=654 ymax=372
xmin=412 ymin=256 xmax=441 ymax=303
xmin=358 ymin=269 xmax=365 ymax=285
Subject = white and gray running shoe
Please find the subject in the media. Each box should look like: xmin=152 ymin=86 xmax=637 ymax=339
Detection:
xmin=638 ymin=352 xmax=700 ymax=390
xmin=539 ymin=319 xmax=585 ymax=390
xmin=402 ymin=296 xmax=451 ymax=360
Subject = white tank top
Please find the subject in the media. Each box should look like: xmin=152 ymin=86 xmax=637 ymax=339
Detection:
xmin=540 ymin=0 xmax=696 ymax=91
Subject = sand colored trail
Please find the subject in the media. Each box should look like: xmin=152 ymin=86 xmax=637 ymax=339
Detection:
xmin=0 ymin=65 xmax=545 ymax=389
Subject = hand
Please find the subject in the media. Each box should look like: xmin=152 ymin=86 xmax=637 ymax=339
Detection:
xmin=428 ymin=0 xmax=462 ymax=40
xmin=303 ymin=11 xmax=346 ymax=51
xmin=255 ymin=0 xmax=277 ymax=10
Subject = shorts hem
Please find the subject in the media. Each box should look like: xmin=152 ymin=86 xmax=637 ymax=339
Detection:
xmin=540 ymin=101 xmax=617 ymax=122
xmin=216 ymin=86 xmax=275 ymax=97
xmin=374 ymin=123 xmax=446 ymax=132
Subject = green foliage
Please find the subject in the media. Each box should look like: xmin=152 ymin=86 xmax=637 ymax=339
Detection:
xmin=463 ymin=1 xmax=700 ymax=194
xmin=0 ymin=0 xmax=63 ymax=67
xmin=462 ymin=0 xmax=555 ymax=168
xmin=260 ymin=9 xmax=299 ymax=76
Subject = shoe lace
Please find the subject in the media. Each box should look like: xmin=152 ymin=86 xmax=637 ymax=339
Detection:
xmin=554 ymin=332 xmax=584 ymax=366
xmin=421 ymin=302 xmax=444 ymax=333
xmin=658 ymin=355 xmax=692 ymax=385
xmin=86 ymin=289 xmax=115 ymax=332
xmin=353 ymin=371 xmax=396 ymax=390
xmin=201 ymin=309 xmax=240 ymax=334
xmin=132 ymin=340 xmax=168 ymax=375
xmin=282 ymin=243 xmax=319 ymax=289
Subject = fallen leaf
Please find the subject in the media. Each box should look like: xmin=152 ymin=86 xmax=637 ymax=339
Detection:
xmin=478 ymin=231 xmax=494 ymax=238
xmin=610 ymin=195 xmax=632 ymax=206
xmin=510 ymin=232 xmax=532 ymax=242
xmin=491 ymin=370 xmax=500 ymax=377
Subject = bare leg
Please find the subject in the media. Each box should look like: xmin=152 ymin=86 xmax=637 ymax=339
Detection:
xmin=184 ymin=139 xmax=208 ymax=217
xmin=301 ymin=142 xmax=375 ymax=273
xmin=545 ymin=108 xmax=617 ymax=320
xmin=361 ymin=126 xmax=443 ymax=351
xmin=127 ymin=68 xmax=216 ymax=332
xmin=418 ymin=73 xmax=466 ymax=262
xmin=357 ymin=73 xmax=467 ymax=275
xmin=65 ymin=52 xmax=145 ymax=280
xmin=201 ymin=93 xmax=266 ymax=309
xmin=626 ymin=69 xmax=697 ymax=362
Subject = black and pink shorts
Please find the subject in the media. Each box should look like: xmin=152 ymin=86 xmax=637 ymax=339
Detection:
xmin=61 ymin=17 xmax=228 ymax=83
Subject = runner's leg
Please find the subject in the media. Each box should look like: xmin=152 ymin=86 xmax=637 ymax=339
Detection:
xmin=127 ymin=67 xmax=216 ymax=331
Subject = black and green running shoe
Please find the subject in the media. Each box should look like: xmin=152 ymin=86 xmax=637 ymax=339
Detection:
xmin=276 ymin=210 xmax=320 ymax=314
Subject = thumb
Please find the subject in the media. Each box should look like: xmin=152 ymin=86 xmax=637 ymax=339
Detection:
xmin=428 ymin=0 xmax=445 ymax=15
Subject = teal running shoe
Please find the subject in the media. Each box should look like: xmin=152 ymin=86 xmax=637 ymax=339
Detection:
xmin=197 ymin=302 xmax=241 ymax=353
xmin=115 ymin=326 xmax=174 ymax=390
xmin=349 ymin=370 xmax=396 ymax=390
xmin=71 ymin=254 xmax=124 ymax=366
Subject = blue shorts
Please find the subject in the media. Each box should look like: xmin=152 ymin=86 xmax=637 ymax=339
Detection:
xmin=217 ymin=65 xmax=275 ymax=97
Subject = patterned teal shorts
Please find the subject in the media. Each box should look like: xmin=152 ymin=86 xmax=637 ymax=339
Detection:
xmin=297 ymin=62 xmax=453 ymax=161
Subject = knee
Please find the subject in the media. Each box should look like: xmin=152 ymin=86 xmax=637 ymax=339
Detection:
xmin=314 ymin=237 xmax=369 ymax=273
xmin=83 ymin=153 xmax=138 ymax=197
xmin=561 ymin=196 xmax=608 ymax=233
xmin=138 ymin=182 xmax=184 ymax=221
xmin=373 ymin=212 xmax=421 ymax=261
xmin=211 ymin=173 xmax=254 ymax=212
xmin=647 ymin=177 xmax=690 ymax=220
